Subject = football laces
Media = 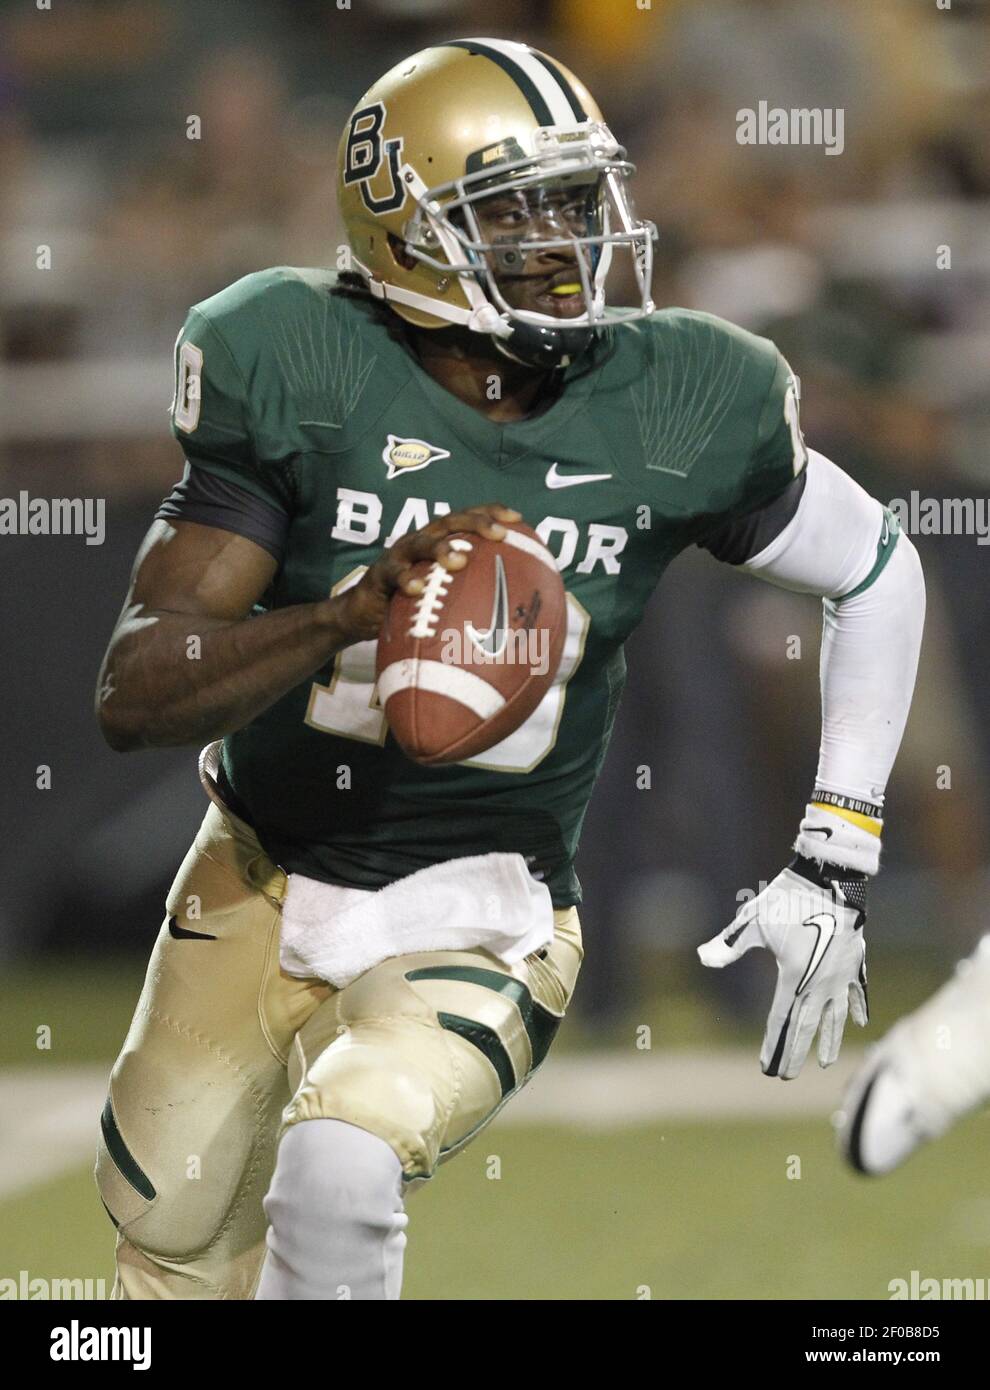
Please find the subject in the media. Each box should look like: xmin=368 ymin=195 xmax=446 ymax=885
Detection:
xmin=409 ymin=538 xmax=472 ymax=639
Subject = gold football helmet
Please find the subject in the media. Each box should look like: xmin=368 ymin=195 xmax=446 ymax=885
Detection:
xmin=337 ymin=37 xmax=656 ymax=368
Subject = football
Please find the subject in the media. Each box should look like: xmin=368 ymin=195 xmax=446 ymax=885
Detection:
xmin=376 ymin=520 xmax=566 ymax=765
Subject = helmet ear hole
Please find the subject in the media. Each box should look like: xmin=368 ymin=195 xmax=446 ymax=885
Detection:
xmin=386 ymin=233 xmax=418 ymax=272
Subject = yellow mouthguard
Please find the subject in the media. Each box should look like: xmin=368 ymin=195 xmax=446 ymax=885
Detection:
xmin=550 ymin=283 xmax=581 ymax=295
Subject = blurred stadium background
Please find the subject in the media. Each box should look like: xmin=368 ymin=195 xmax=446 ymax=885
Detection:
xmin=2 ymin=0 xmax=989 ymax=1299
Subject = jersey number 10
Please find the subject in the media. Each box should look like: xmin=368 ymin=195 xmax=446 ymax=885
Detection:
xmin=305 ymin=567 xmax=590 ymax=773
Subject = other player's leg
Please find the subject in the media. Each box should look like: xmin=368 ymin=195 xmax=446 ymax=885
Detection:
xmin=840 ymin=933 xmax=990 ymax=1174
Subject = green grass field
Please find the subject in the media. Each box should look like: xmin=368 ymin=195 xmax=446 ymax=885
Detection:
xmin=3 ymin=1116 xmax=990 ymax=1300
xmin=2 ymin=948 xmax=987 ymax=1300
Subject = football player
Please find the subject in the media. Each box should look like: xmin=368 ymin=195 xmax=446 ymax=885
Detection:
xmin=94 ymin=38 xmax=925 ymax=1300
xmin=839 ymin=934 xmax=990 ymax=1175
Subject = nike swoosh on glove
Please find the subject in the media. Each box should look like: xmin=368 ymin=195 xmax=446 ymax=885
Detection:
xmin=698 ymin=855 xmax=869 ymax=1080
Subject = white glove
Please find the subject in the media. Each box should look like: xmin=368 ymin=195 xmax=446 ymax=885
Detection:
xmin=698 ymin=855 xmax=869 ymax=1080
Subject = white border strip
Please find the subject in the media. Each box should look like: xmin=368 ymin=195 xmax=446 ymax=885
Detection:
xmin=463 ymin=37 xmax=576 ymax=128
xmin=503 ymin=528 xmax=558 ymax=572
xmin=379 ymin=658 xmax=506 ymax=719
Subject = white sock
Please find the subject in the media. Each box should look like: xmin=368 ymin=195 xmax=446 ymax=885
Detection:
xmin=255 ymin=1119 xmax=408 ymax=1300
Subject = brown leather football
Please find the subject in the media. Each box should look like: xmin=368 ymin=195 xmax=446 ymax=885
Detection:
xmin=376 ymin=520 xmax=566 ymax=765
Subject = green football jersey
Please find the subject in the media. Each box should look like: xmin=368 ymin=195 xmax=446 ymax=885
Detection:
xmin=168 ymin=267 xmax=805 ymax=905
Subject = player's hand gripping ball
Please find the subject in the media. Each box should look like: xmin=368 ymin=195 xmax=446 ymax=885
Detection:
xmin=376 ymin=513 xmax=566 ymax=765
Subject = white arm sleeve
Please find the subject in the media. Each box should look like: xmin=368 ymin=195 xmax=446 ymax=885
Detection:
xmin=740 ymin=449 xmax=926 ymax=806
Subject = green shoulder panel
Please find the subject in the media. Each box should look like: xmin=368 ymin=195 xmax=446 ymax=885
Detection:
xmin=169 ymin=266 xmax=411 ymax=508
xmin=606 ymin=308 xmax=806 ymax=530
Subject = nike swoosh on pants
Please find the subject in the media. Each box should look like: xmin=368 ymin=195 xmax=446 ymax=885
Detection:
xmin=168 ymin=916 xmax=217 ymax=941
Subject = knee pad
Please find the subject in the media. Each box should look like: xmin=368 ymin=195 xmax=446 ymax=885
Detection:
xmin=95 ymin=1052 xmax=283 ymax=1263
xmin=256 ymin=1119 xmax=408 ymax=1300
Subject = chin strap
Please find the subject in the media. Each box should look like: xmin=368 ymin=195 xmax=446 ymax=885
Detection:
xmin=469 ymin=302 xmax=513 ymax=338
xmin=354 ymin=254 xmax=516 ymax=341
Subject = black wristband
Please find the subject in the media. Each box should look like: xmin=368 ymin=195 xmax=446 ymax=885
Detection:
xmin=810 ymin=790 xmax=883 ymax=821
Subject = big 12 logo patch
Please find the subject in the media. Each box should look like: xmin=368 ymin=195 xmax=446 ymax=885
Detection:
xmin=342 ymin=102 xmax=406 ymax=214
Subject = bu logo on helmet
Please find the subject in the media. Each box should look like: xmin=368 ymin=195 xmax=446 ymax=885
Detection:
xmin=342 ymin=102 xmax=406 ymax=214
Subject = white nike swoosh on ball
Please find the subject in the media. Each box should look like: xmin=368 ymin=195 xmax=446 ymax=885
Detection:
xmin=465 ymin=554 xmax=509 ymax=659
xmin=545 ymin=462 xmax=613 ymax=489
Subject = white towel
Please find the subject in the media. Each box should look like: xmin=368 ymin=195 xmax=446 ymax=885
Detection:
xmin=279 ymin=852 xmax=555 ymax=989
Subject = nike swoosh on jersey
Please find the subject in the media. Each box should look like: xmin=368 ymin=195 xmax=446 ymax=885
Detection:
xmin=168 ymin=916 xmax=217 ymax=941
xmin=545 ymin=462 xmax=613 ymax=489
xmin=465 ymin=554 xmax=509 ymax=658
xmin=796 ymin=912 xmax=836 ymax=993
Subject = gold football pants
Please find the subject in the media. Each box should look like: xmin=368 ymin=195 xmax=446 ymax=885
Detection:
xmin=95 ymin=797 xmax=583 ymax=1299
